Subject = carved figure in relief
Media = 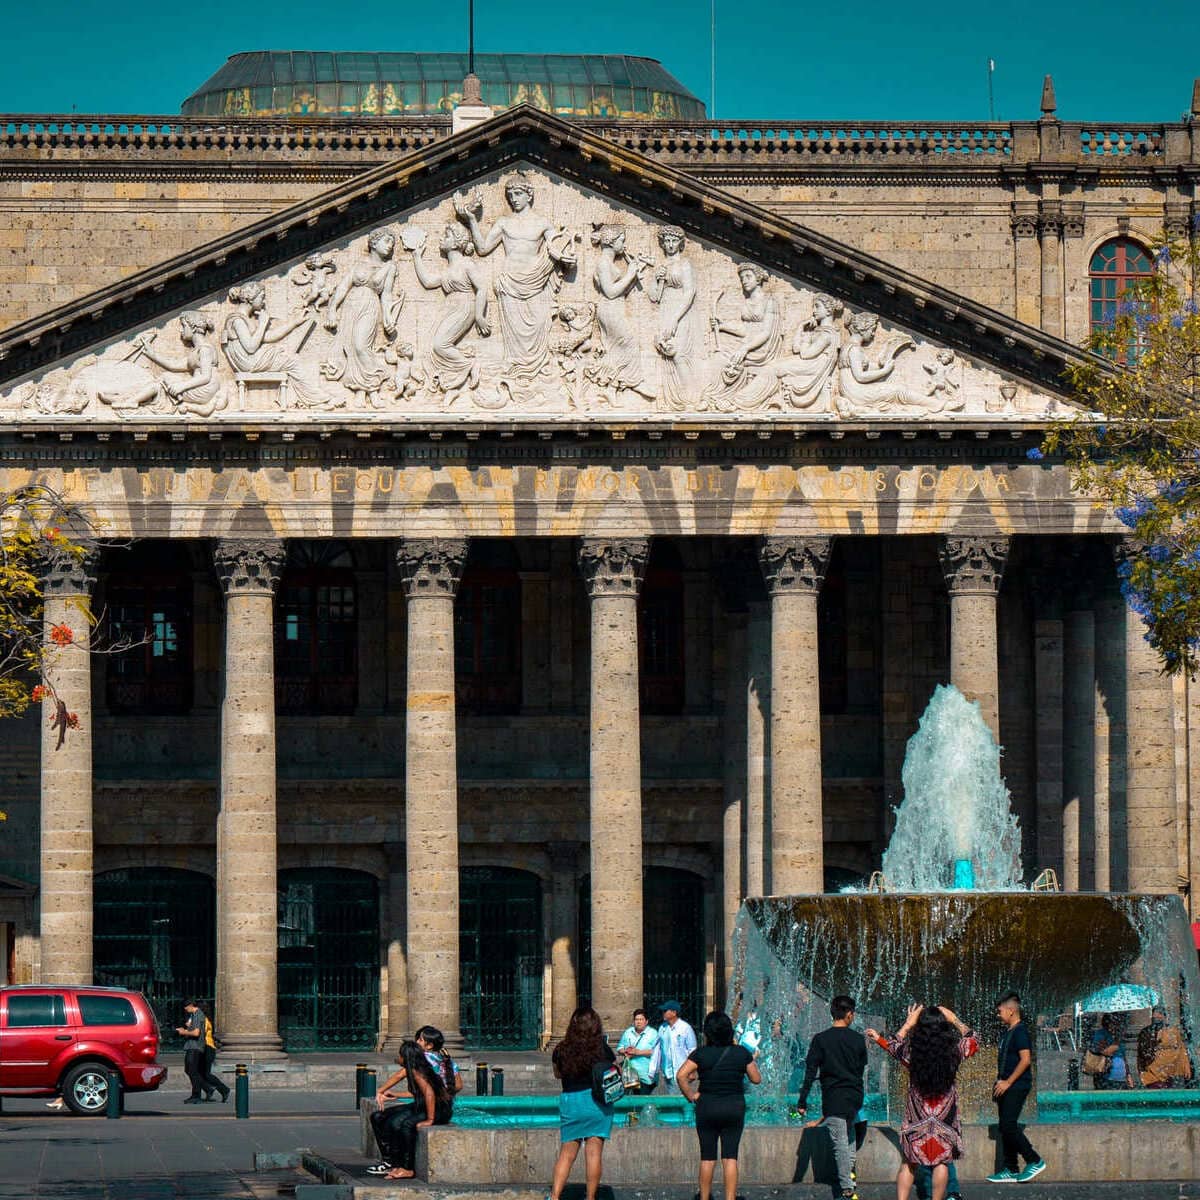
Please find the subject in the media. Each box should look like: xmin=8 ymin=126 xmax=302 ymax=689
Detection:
xmin=835 ymin=312 xmax=928 ymax=417
xmin=549 ymin=302 xmax=598 ymax=409
xmin=454 ymin=175 xmax=576 ymax=381
xmin=585 ymin=224 xmax=655 ymax=399
xmin=385 ymin=342 xmax=425 ymax=400
xmin=702 ymin=263 xmax=782 ymax=410
xmin=290 ymin=252 xmax=338 ymax=321
xmin=320 ymin=229 xmax=403 ymax=404
xmin=649 ymin=225 xmax=705 ymax=411
xmin=922 ymin=348 xmax=963 ymax=410
xmin=221 ymin=281 xmax=336 ymax=409
xmin=406 ymin=224 xmax=490 ymax=395
xmin=122 ymin=312 xmax=226 ymax=417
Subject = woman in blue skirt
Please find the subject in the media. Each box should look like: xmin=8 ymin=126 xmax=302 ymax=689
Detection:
xmin=548 ymin=1006 xmax=617 ymax=1200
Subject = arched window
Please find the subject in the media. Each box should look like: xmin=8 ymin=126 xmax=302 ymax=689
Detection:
xmin=105 ymin=548 xmax=193 ymax=714
xmin=639 ymin=543 xmax=685 ymax=715
xmin=1090 ymin=238 xmax=1154 ymax=357
xmin=275 ymin=542 xmax=357 ymax=715
xmin=455 ymin=545 xmax=522 ymax=715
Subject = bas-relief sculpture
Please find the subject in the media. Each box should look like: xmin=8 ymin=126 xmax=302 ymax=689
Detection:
xmin=3 ymin=168 xmax=1060 ymax=425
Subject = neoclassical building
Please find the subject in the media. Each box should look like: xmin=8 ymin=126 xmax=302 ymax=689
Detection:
xmin=0 ymin=60 xmax=1197 ymax=1054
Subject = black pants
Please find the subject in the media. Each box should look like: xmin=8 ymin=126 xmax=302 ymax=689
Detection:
xmin=184 ymin=1048 xmax=227 ymax=1099
xmin=996 ymin=1085 xmax=1038 ymax=1172
xmin=694 ymin=1094 xmax=746 ymax=1161
xmin=372 ymin=1100 xmax=453 ymax=1170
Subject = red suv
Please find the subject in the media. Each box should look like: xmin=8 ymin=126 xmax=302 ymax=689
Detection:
xmin=0 ymin=985 xmax=167 ymax=1114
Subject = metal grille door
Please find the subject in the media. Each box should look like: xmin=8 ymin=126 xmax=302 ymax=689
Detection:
xmin=459 ymin=867 xmax=543 ymax=1048
xmin=277 ymin=868 xmax=379 ymax=1050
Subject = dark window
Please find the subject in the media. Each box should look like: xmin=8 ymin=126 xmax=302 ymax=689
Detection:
xmin=639 ymin=564 xmax=684 ymax=715
xmin=455 ymin=569 xmax=522 ymax=715
xmin=77 ymin=995 xmax=137 ymax=1026
xmin=818 ymin=559 xmax=848 ymax=715
xmin=1089 ymin=238 xmax=1154 ymax=361
xmin=275 ymin=544 xmax=357 ymax=715
xmin=105 ymin=578 xmax=192 ymax=714
xmin=6 ymin=994 xmax=66 ymax=1027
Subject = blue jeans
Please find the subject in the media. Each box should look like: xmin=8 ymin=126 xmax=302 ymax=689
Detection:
xmin=915 ymin=1161 xmax=959 ymax=1198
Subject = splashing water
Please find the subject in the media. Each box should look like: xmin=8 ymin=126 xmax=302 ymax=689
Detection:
xmin=881 ymin=683 xmax=1023 ymax=891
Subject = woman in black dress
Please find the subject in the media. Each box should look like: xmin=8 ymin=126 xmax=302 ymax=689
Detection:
xmin=676 ymin=1010 xmax=762 ymax=1200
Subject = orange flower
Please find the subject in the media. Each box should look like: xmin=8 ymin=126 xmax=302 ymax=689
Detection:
xmin=49 ymin=624 xmax=74 ymax=646
xmin=43 ymin=527 xmax=59 ymax=540
xmin=30 ymin=684 xmax=46 ymax=703
xmin=66 ymin=712 xmax=80 ymax=730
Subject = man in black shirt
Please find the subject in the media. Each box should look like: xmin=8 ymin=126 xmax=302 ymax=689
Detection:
xmin=796 ymin=995 xmax=868 ymax=1200
xmin=987 ymin=990 xmax=1045 ymax=1183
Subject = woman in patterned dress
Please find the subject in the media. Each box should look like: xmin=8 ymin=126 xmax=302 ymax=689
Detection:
xmin=866 ymin=1004 xmax=978 ymax=1200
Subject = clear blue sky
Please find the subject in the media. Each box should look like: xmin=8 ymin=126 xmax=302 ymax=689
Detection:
xmin=1 ymin=0 xmax=1197 ymax=121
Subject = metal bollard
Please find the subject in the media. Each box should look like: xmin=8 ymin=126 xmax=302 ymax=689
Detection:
xmin=1067 ymin=1057 xmax=1080 ymax=1091
xmin=490 ymin=1066 xmax=504 ymax=1096
xmin=235 ymin=1063 xmax=249 ymax=1119
xmin=475 ymin=1061 xmax=489 ymax=1095
xmin=105 ymin=1070 xmax=122 ymax=1118
xmin=355 ymin=1063 xmax=367 ymax=1110
xmin=361 ymin=1068 xmax=377 ymax=1104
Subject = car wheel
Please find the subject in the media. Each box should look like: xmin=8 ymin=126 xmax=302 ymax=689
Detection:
xmin=62 ymin=1063 xmax=115 ymax=1116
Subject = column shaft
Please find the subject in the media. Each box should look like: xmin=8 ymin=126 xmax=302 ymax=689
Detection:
xmin=744 ymin=602 xmax=769 ymax=897
xmin=380 ymin=846 xmax=409 ymax=1053
xmin=38 ymin=548 xmax=97 ymax=985
xmin=1063 ymin=609 xmax=1096 ymax=889
xmin=213 ymin=539 xmax=286 ymax=1058
xmin=548 ymin=844 xmax=579 ymax=1043
xmin=721 ymin=613 xmax=748 ymax=998
xmin=760 ymin=538 xmax=831 ymax=895
xmin=397 ymin=538 xmax=467 ymax=1048
xmin=1033 ymin=617 xmax=1065 ymax=883
xmin=578 ymin=539 xmax=647 ymax=1033
xmin=939 ymin=537 xmax=1009 ymax=740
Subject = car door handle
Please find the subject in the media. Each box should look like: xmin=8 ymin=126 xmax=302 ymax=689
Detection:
xmin=54 ymin=1035 xmax=72 ymax=1041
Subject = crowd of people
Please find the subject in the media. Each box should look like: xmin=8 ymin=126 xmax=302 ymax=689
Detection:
xmin=355 ymin=992 xmax=1193 ymax=1198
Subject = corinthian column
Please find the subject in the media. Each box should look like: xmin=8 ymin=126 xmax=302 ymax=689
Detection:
xmin=213 ymin=538 xmax=287 ymax=1059
xmin=396 ymin=538 xmax=467 ymax=1048
xmin=1115 ymin=540 xmax=1179 ymax=892
xmin=759 ymin=537 xmax=832 ymax=895
xmin=578 ymin=538 xmax=648 ymax=1034
xmin=938 ymin=536 xmax=1010 ymax=739
xmin=39 ymin=543 xmax=98 ymax=985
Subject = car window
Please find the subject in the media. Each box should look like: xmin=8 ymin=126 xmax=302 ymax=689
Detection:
xmin=77 ymin=994 xmax=137 ymax=1026
xmin=5 ymin=993 xmax=67 ymax=1027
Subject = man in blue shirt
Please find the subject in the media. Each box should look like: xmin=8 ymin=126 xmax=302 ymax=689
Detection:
xmin=616 ymin=1008 xmax=660 ymax=1094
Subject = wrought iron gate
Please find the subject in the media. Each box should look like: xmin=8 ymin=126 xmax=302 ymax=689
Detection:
xmin=93 ymin=867 xmax=216 ymax=1049
xmin=459 ymin=867 xmax=543 ymax=1048
xmin=277 ymin=868 xmax=379 ymax=1050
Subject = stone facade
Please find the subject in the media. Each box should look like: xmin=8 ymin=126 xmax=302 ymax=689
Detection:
xmin=0 ymin=95 xmax=1196 ymax=1053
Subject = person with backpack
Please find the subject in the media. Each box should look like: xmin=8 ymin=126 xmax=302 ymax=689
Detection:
xmin=547 ymin=1006 xmax=617 ymax=1200
xmin=675 ymin=1010 xmax=761 ymax=1200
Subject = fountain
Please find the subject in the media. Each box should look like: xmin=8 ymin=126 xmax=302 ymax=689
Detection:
xmin=730 ymin=684 xmax=1200 ymax=1120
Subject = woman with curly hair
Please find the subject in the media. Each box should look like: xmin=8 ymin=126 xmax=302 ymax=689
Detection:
xmin=866 ymin=1004 xmax=978 ymax=1200
xmin=547 ymin=1006 xmax=617 ymax=1200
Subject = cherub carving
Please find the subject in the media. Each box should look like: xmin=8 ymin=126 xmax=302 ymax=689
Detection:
xmin=385 ymin=341 xmax=426 ymax=401
xmin=290 ymin=252 xmax=338 ymax=321
xmin=922 ymin=348 xmax=963 ymax=411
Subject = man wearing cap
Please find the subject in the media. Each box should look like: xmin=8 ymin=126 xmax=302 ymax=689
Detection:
xmin=655 ymin=1000 xmax=697 ymax=1094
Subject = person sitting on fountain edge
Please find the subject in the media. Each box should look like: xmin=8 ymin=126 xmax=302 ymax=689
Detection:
xmin=796 ymin=995 xmax=868 ymax=1200
xmin=987 ymin=990 xmax=1046 ymax=1184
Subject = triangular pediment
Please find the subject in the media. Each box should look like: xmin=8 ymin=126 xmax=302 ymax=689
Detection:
xmin=0 ymin=107 xmax=1097 ymax=428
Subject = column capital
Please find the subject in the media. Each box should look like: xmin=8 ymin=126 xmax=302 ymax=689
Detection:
xmin=758 ymin=536 xmax=832 ymax=595
xmin=40 ymin=542 xmax=99 ymax=596
xmin=395 ymin=538 xmax=468 ymax=599
xmin=938 ymin=535 xmax=1010 ymax=595
xmin=213 ymin=538 xmax=286 ymax=595
xmin=577 ymin=538 xmax=649 ymax=597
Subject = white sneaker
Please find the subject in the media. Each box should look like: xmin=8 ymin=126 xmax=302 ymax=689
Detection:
xmin=366 ymin=1163 xmax=393 ymax=1176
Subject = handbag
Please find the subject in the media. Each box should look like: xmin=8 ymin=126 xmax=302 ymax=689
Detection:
xmin=591 ymin=1058 xmax=625 ymax=1106
xmin=1081 ymin=1049 xmax=1111 ymax=1076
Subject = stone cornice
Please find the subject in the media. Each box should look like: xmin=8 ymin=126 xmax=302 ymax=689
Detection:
xmin=0 ymin=106 xmax=1107 ymax=400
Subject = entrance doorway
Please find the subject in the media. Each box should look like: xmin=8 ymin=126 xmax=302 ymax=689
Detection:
xmin=277 ymin=868 xmax=379 ymax=1050
xmin=93 ymin=867 xmax=216 ymax=1048
xmin=459 ymin=867 xmax=543 ymax=1048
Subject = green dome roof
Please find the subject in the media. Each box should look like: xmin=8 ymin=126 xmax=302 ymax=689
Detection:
xmin=181 ymin=51 xmax=706 ymax=120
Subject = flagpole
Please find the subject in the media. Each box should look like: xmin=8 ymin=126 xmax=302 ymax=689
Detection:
xmin=987 ymin=57 xmax=995 ymax=122
xmin=710 ymin=0 xmax=716 ymax=119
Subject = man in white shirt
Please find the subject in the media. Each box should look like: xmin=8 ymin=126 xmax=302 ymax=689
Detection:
xmin=616 ymin=1008 xmax=660 ymax=1094
xmin=655 ymin=1000 xmax=697 ymax=1093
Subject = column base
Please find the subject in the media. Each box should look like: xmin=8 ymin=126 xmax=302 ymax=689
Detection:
xmin=214 ymin=1033 xmax=287 ymax=1063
